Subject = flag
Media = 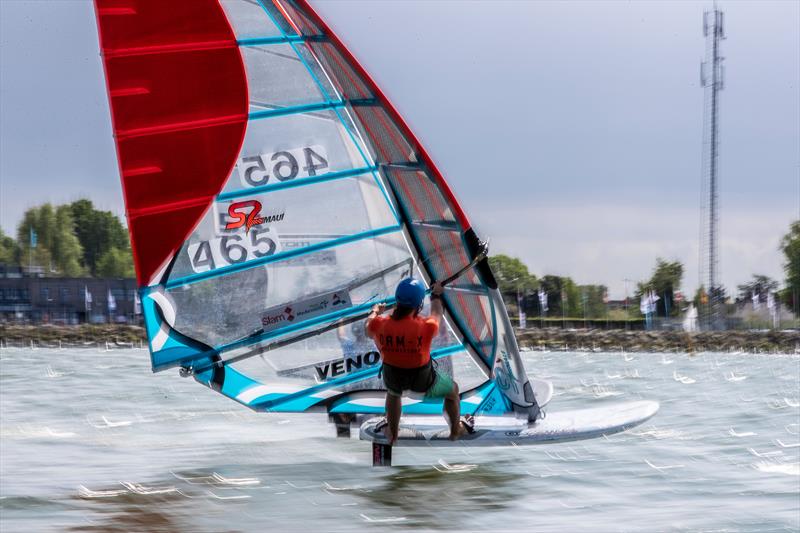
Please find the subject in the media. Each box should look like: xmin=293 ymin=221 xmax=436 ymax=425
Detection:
xmin=751 ymin=291 xmax=760 ymax=311
xmin=84 ymin=286 xmax=92 ymax=311
xmin=650 ymin=290 xmax=660 ymax=314
xmin=767 ymin=292 xmax=778 ymax=328
xmin=29 ymin=228 xmax=37 ymax=248
xmin=602 ymin=289 xmax=609 ymax=304
xmin=134 ymin=292 xmax=142 ymax=315
xmin=107 ymin=289 xmax=117 ymax=312
xmin=641 ymin=290 xmax=658 ymax=315
xmin=538 ymin=289 xmax=548 ymax=314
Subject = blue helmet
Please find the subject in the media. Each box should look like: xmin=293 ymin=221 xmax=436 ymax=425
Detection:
xmin=395 ymin=278 xmax=426 ymax=308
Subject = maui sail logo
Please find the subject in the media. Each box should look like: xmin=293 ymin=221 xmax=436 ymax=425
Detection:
xmin=226 ymin=200 xmax=264 ymax=233
xmin=224 ymin=200 xmax=285 ymax=234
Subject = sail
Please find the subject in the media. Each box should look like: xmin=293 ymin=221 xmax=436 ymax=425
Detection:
xmin=94 ymin=0 xmax=539 ymax=418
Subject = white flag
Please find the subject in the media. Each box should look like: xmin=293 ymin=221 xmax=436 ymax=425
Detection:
xmin=538 ymin=289 xmax=548 ymax=314
xmin=766 ymin=292 xmax=775 ymax=311
xmin=84 ymin=286 xmax=92 ymax=311
xmin=646 ymin=290 xmax=659 ymax=314
xmin=752 ymin=291 xmax=760 ymax=311
xmin=107 ymin=289 xmax=117 ymax=312
xmin=134 ymin=292 xmax=142 ymax=315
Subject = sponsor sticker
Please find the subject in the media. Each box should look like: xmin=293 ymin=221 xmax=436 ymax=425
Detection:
xmin=261 ymin=289 xmax=352 ymax=333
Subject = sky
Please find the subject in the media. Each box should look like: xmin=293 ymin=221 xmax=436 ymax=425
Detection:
xmin=1 ymin=0 xmax=798 ymax=298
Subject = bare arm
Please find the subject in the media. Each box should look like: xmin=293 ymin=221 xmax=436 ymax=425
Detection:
xmin=430 ymin=282 xmax=444 ymax=322
xmin=365 ymin=303 xmax=386 ymax=340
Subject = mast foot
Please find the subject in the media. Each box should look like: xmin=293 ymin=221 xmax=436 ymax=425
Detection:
xmin=372 ymin=442 xmax=392 ymax=467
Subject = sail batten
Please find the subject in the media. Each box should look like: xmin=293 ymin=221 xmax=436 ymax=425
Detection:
xmin=217 ymin=165 xmax=378 ymax=200
xmin=236 ymin=35 xmax=306 ymax=46
xmin=247 ymin=100 xmax=344 ymax=120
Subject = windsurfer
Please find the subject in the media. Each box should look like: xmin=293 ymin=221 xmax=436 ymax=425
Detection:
xmin=366 ymin=278 xmax=468 ymax=444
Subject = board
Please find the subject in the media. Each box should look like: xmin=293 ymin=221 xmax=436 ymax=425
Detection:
xmin=360 ymin=400 xmax=659 ymax=448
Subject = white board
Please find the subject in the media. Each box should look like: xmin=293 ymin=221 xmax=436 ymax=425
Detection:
xmin=359 ymin=400 xmax=659 ymax=447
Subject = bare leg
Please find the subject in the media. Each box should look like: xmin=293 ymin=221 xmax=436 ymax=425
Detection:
xmin=444 ymin=382 xmax=465 ymax=440
xmin=384 ymin=393 xmax=402 ymax=445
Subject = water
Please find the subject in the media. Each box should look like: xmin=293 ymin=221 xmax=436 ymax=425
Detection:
xmin=1 ymin=347 xmax=798 ymax=532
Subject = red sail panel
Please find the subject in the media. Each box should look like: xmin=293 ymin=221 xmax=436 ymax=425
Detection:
xmin=94 ymin=0 xmax=248 ymax=284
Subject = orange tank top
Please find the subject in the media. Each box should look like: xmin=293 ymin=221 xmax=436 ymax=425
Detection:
xmin=367 ymin=314 xmax=439 ymax=369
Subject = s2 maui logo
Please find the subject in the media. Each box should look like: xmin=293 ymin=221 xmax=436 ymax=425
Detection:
xmin=224 ymin=201 xmax=285 ymax=234
xmin=226 ymin=201 xmax=264 ymax=234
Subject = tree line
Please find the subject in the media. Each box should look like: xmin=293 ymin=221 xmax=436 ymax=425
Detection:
xmin=489 ymin=219 xmax=799 ymax=319
xmin=2 ymin=199 xmax=797 ymax=314
xmin=488 ymin=254 xmax=684 ymax=320
xmin=0 ymin=200 xmax=134 ymax=278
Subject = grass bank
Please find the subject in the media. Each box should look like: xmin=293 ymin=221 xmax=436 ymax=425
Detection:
xmin=1 ymin=324 xmax=145 ymax=347
xmin=516 ymin=328 xmax=799 ymax=353
xmin=1 ymin=324 xmax=797 ymax=353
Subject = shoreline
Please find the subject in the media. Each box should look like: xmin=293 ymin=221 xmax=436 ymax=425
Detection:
xmin=516 ymin=328 xmax=799 ymax=354
xmin=0 ymin=324 xmax=145 ymax=348
xmin=1 ymin=324 xmax=798 ymax=353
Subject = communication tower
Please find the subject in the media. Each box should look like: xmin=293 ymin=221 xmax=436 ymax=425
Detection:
xmin=699 ymin=6 xmax=725 ymax=329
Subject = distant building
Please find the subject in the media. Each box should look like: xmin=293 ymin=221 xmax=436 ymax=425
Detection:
xmin=0 ymin=269 xmax=139 ymax=324
xmin=606 ymin=299 xmax=630 ymax=312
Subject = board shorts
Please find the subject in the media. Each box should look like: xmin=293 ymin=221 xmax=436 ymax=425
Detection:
xmin=381 ymin=361 xmax=454 ymax=399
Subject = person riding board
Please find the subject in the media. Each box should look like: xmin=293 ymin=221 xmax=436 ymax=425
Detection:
xmin=366 ymin=278 xmax=469 ymax=444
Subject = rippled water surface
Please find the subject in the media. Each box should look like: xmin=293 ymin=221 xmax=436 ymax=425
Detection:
xmin=1 ymin=347 xmax=798 ymax=532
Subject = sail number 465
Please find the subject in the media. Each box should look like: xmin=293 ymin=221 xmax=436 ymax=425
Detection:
xmin=187 ymin=227 xmax=281 ymax=274
xmin=237 ymin=145 xmax=328 ymax=187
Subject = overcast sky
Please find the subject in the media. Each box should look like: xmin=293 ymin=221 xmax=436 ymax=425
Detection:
xmin=1 ymin=0 xmax=798 ymax=297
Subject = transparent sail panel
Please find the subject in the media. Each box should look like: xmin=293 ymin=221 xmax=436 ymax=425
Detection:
xmin=241 ymin=44 xmax=332 ymax=111
xmin=225 ymin=319 xmax=487 ymax=405
xmin=169 ymin=173 xmax=396 ymax=280
xmin=220 ymin=0 xmax=283 ymax=39
xmin=219 ymin=109 xmax=373 ymax=196
xmin=167 ymin=231 xmax=410 ymax=347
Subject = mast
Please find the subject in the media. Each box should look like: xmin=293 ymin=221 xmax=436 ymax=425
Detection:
xmin=700 ymin=5 xmax=725 ymax=329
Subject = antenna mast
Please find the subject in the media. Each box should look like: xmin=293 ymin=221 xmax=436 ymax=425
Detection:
xmin=700 ymin=5 xmax=725 ymax=329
